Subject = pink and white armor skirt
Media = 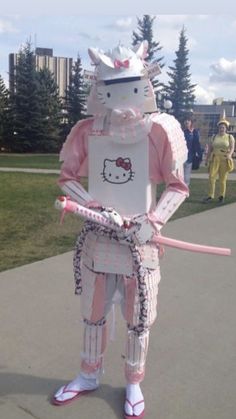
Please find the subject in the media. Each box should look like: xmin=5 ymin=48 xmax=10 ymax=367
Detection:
xmin=73 ymin=222 xmax=161 ymax=383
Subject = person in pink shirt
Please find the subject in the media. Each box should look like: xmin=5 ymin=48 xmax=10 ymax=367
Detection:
xmin=52 ymin=41 xmax=189 ymax=418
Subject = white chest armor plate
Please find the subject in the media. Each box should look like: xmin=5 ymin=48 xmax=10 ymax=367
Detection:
xmin=88 ymin=134 xmax=155 ymax=217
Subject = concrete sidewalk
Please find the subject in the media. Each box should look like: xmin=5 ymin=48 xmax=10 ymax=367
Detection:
xmin=0 ymin=167 xmax=60 ymax=174
xmin=1 ymin=166 xmax=236 ymax=180
xmin=0 ymin=204 xmax=236 ymax=419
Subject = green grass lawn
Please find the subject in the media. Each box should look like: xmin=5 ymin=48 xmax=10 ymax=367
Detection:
xmin=0 ymin=154 xmax=60 ymax=169
xmin=0 ymin=154 xmax=235 ymax=174
xmin=0 ymin=172 xmax=236 ymax=272
xmin=0 ymin=172 xmax=83 ymax=271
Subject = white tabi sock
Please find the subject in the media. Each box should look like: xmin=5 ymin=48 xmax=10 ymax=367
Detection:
xmin=54 ymin=372 xmax=99 ymax=402
xmin=125 ymin=383 xmax=145 ymax=416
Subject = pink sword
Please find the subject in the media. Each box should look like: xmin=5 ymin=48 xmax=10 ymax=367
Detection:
xmin=55 ymin=196 xmax=231 ymax=256
xmin=55 ymin=196 xmax=123 ymax=230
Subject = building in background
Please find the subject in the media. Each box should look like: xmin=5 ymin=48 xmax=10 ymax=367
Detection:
xmin=9 ymin=47 xmax=73 ymax=101
xmin=193 ymin=98 xmax=236 ymax=145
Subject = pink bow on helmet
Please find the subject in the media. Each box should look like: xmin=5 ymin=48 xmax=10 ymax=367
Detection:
xmin=114 ymin=59 xmax=130 ymax=69
xmin=116 ymin=157 xmax=131 ymax=171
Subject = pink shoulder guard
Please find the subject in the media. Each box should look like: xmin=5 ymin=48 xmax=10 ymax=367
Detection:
xmin=149 ymin=113 xmax=188 ymax=171
xmin=59 ymin=118 xmax=94 ymax=163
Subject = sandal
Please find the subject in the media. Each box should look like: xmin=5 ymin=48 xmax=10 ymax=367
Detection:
xmin=51 ymin=384 xmax=96 ymax=406
xmin=124 ymin=398 xmax=145 ymax=418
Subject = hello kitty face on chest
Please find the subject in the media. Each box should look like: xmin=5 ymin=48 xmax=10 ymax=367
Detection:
xmin=101 ymin=157 xmax=134 ymax=184
xmin=96 ymin=79 xmax=150 ymax=111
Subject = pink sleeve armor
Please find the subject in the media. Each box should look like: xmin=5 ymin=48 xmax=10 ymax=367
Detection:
xmin=58 ymin=118 xmax=95 ymax=206
xmin=148 ymin=113 xmax=189 ymax=231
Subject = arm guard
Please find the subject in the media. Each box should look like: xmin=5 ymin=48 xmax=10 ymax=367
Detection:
xmin=149 ymin=188 xmax=187 ymax=232
xmin=61 ymin=180 xmax=94 ymax=207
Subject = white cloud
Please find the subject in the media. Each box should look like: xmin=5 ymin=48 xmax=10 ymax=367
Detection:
xmin=210 ymin=58 xmax=236 ymax=83
xmin=157 ymin=27 xmax=180 ymax=53
xmin=152 ymin=16 xmax=185 ymax=54
xmin=154 ymin=19 xmax=197 ymax=55
xmin=194 ymin=84 xmax=216 ymax=104
xmin=188 ymin=36 xmax=197 ymax=50
xmin=78 ymin=32 xmax=101 ymax=42
xmin=105 ymin=17 xmax=133 ymax=32
xmin=194 ymin=15 xmax=209 ymax=21
xmin=115 ymin=17 xmax=133 ymax=30
xmin=2 ymin=1 xmax=196 ymax=16
xmin=157 ymin=15 xmax=189 ymax=26
xmin=0 ymin=18 xmax=18 ymax=33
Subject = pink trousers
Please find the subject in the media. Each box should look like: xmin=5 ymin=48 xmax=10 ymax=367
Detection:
xmin=80 ymin=263 xmax=161 ymax=383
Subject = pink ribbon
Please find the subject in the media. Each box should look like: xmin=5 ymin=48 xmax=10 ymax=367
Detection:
xmin=116 ymin=157 xmax=131 ymax=171
xmin=114 ymin=59 xmax=130 ymax=69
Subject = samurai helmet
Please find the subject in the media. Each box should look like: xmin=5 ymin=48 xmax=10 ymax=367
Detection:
xmin=87 ymin=41 xmax=161 ymax=114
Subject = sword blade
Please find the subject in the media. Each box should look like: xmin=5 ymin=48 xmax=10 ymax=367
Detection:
xmin=55 ymin=197 xmax=231 ymax=256
xmin=153 ymin=235 xmax=231 ymax=256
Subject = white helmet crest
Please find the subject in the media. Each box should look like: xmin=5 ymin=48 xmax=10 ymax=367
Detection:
xmin=88 ymin=41 xmax=151 ymax=82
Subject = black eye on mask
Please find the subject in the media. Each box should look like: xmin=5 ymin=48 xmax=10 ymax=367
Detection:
xmin=106 ymin=92 xmax=111 ymax=98
xmin=134 ymin=88 xmax=138 ymax=94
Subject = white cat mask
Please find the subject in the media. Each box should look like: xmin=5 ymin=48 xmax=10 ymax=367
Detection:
xmin=87 ymin=41 xmax=160 ymax=115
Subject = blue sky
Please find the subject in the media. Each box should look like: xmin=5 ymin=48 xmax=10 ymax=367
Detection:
xmin=1 ymin=2 xmax=236 ymax=104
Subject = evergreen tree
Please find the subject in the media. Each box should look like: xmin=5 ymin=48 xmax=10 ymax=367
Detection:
xmin=37 ymin=68 xmax=62 ymax=152
xmin=132 ymin=15 xmax=164 ymax=91
xmin=66 ymin=54 xmax=86 ymax=129
xmin=9 ymin=41 xmax=43 ymax=152
xmin=0 ymin=75 xmax=9 ymax=150
xmin=165 ymin=27 xmax=196 ymax=122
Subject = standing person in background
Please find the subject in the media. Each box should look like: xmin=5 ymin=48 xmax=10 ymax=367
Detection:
xmin=183 ymin=117 xmax=202 ymax=186
xmin=203 ymin=117 xmax=235 ymax=203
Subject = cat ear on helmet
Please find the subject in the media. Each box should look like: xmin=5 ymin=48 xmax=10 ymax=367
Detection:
xmin=88 ymin=47 xmax=101 ymax=65
xmin=133 ymin=40 xmax=149 ymax=59
xmin=88 ymin=47 xmax=115 ymax=68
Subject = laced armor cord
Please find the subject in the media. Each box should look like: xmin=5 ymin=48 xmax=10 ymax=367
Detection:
xmin=73 ymin=221 xmax=154 ymax=335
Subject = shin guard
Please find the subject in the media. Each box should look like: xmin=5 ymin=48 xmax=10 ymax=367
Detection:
xmin=81 ymin=319 xmax=107 ymax=376
xmin=125 ymin=328 xmax=150 ymax=384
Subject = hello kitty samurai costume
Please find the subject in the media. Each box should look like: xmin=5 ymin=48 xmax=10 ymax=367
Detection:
xmin=53 ymin=41 xmax=189 ymax=418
